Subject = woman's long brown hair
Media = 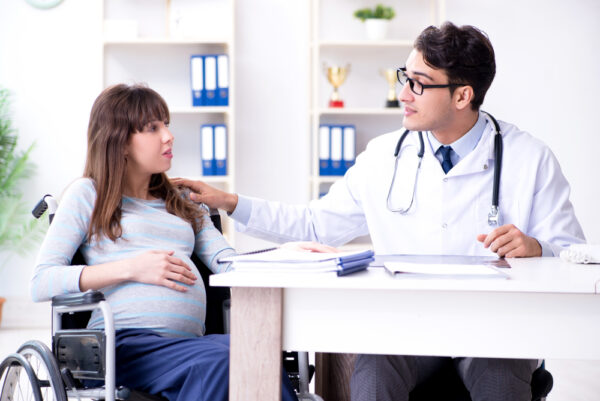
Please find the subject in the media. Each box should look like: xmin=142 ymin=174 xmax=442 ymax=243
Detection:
xmin=83 ymin=83 xmax=205 ymax=242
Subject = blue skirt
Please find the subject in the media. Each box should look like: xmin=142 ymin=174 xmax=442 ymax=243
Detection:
xmin=114 ymin=329 xmax=298 ymax=401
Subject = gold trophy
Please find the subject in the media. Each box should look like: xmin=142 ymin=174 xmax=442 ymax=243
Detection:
xmin=381 ymin=68 xmax=400 ymax=108
xmin=324 ymin=63 xmax=350 ymax=108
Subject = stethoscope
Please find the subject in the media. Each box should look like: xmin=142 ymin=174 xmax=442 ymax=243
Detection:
xmin=386 ymin=112 xmax=503 ymax=226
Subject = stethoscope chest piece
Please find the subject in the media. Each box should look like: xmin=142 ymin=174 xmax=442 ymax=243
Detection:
xmin=488 ymin=205 xmax=499 ymax=226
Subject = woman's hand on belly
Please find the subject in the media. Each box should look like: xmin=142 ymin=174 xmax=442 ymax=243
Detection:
xmin=126 ymin=250 xmax=197 ymax=292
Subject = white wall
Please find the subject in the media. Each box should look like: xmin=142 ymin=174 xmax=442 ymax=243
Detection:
xmin=232 ymin=0 xmax=311 ymax=252
xmin=0 ymin=0 xmax=102 ymax=298
xmin=445 ymin=0 xmax=600 ymax=246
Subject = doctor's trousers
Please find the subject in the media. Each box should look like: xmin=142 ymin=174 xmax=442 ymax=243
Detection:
xmin=114 ymin=329 xmax=299 ymax=401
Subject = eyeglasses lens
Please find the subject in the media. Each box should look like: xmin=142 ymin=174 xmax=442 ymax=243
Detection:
xmin=397 ymin=69 xmax=422 ymax=95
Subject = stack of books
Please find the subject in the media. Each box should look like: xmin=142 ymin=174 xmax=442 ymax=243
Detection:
xmin=219 ymin=248 xmax=374 ymax=276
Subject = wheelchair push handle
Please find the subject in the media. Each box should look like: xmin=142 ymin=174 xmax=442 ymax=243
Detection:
xmin=32 ymin=194 xmax=58 ymax=223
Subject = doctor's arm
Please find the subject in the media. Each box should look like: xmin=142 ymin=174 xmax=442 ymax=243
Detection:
xmin=172 ymin=173 xmax=369 ymax=246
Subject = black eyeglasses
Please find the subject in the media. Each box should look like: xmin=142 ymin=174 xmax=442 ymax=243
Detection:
xmin=396 ymin=67 xmax=467 ymax=96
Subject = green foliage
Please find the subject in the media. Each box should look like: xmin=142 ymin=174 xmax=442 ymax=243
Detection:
xmin=0 ymin=88 xmax=46 ymax=259
xmin=354 ymin=4 xmax=396 ymax=22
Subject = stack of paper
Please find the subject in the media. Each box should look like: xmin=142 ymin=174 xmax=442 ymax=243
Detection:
xmin=219 ymin=249 xmax=374 ymax=276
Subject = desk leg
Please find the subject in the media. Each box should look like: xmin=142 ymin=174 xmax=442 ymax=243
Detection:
xmin=229 ymin=287 xmax=283 ymax=401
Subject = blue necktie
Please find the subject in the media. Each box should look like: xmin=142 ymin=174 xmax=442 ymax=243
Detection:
xmin=439 ymin=146 xmax=453 ymax=174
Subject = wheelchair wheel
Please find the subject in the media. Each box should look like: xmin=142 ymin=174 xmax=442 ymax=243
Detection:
xmin=0 ymin=353 xmax=43 ymax=401
xmin=16 ymin=341 xmax=67 ymax=401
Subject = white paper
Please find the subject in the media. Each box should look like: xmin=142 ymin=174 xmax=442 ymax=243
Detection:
xmin=384 ymin=262 xmax=507 ymax=278
xmin=220 ymin=248 xmax=373 ymax=273
xmin=221 ymin=249 xmax=365 ymax=264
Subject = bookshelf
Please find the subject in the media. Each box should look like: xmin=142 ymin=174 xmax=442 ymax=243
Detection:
xmin=309 ymin=0 xmax=445 ymax=246
xmin=101 ymin=0 xmax=236 ymax=243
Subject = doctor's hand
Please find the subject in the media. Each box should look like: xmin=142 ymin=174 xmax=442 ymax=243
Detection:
xmin=171 ymin=177 xmax=238 ymax=213
xmin=477 ymin=224 xmax=542 ymax=258
xmin=280 ymin=241 xmax=340 ymax=253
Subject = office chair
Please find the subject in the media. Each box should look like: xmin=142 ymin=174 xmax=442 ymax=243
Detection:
xmin=409 ymin=358 xmax=553 ymax=401
xmin=315 ymin=353 xmax=553 ymax=400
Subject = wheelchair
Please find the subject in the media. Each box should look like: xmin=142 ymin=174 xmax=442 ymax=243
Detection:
xmin=0 ymin=195 xmax=321 ymax=401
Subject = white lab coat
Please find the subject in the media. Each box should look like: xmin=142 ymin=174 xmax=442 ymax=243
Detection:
xmin=235 ymin=118 xmax=585 ymax=256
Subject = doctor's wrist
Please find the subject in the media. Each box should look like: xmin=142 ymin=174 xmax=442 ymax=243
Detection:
xmin=224 ymin=193 xmax=239 ymax=214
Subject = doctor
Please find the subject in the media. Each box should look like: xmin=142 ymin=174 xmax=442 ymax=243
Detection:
xmin=175 ymin=22 xmax=585 ymax=401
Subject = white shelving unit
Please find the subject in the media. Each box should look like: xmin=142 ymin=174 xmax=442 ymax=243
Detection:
xmin=101 ymin=0 xmax=236 ymax=243
xmin=309 ymin=0 xmax=444 ymax=246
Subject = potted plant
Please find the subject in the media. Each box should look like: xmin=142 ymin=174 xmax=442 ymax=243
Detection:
xmin=0 ymin=87 xmax=45 ymax=326
xmin=354 ymin=4 xmax=396 ymax=41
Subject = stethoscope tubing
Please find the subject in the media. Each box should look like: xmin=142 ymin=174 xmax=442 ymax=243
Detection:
xmin=387 ymin=112 xmax=502 ymax=225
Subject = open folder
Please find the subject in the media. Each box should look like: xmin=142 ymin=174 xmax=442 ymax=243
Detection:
xmin=218 ymin=248 xmax=374 ymax=276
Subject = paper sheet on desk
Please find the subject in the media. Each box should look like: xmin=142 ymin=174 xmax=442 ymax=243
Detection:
xmin=384 ymin=262 xmax=508 ymax=278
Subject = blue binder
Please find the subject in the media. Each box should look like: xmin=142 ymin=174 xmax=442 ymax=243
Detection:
xmin=204 ymin=55 xmax=218 ymax=106
xmin=216 ymin=54 xmax=229 ymax=106
xmin=330 ymin=125 xmax=343 ymax=175
xmin=319 ymin=125 xmax=331 ymax=176
xmin=336 ymin=250 xmax=375 ymax=276
xmin=214 ymin=124 xmax=227 ymax=175
xmin=201 ymin=125 xmax=215 ymax=175
xmin=190 ymin=55 xmax=205 ymax=107
xmin=342 ymin=125 xmax=356 ymax=173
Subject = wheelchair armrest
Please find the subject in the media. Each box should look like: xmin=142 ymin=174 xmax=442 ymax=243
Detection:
xmin=52 ymin=290 xmax=105 ymax=307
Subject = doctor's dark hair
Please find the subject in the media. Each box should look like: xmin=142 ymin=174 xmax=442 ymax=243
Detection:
xmin=415 ymin=22 xmax=495 ymax=110
xmin=84 ymin=83 xmax=205 ymax=242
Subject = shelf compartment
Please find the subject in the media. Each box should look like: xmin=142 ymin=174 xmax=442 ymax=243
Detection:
xmin=317 ymin=39 xmax=413 ymax=48
xmin=315 ymin=108 xmax=403 ymax=116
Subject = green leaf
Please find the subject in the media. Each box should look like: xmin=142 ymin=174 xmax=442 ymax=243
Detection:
xmin=354 ymin=4 xmax=395 ymax=21
xmin=0 ymin=87 xmax=42 ymax=259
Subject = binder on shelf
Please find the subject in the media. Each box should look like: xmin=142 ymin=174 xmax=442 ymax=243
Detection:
xmin=343 ymin=125 xmax=356 ymax=171
xmin=201 ymin=125 xmax=215 ymax=175
xmin=204 ymin=55 xmax=218 ymax=106
xmin=319 ymin=125 xmax=331 ymax=176
xmin=330 ymin=125 xmax=343 ymax=175
xmin=190 ymin=55 xmax=205 ymax=107
xmin=216 ymin=54 xmax=229 ymax=106
xmin=214 ymin=124 xmax=227 ymax=176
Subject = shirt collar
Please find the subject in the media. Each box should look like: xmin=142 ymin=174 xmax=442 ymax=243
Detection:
xmin=428 ymin=112 xmax=486 ymax=160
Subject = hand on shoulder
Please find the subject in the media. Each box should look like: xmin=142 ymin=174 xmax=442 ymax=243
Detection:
xmin=171 ymin=177 xmax=238 ymax=213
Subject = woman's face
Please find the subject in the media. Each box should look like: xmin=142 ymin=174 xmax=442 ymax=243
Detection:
xmin=125 ymin=119 xmax=174 ymax=177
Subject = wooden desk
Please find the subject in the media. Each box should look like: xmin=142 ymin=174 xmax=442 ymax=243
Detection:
xmin=210 ymin=257 xmax=600 ymax=401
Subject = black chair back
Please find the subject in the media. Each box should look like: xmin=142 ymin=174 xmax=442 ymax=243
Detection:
xmin=193 ymin=252 xmax=230 ymax=335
